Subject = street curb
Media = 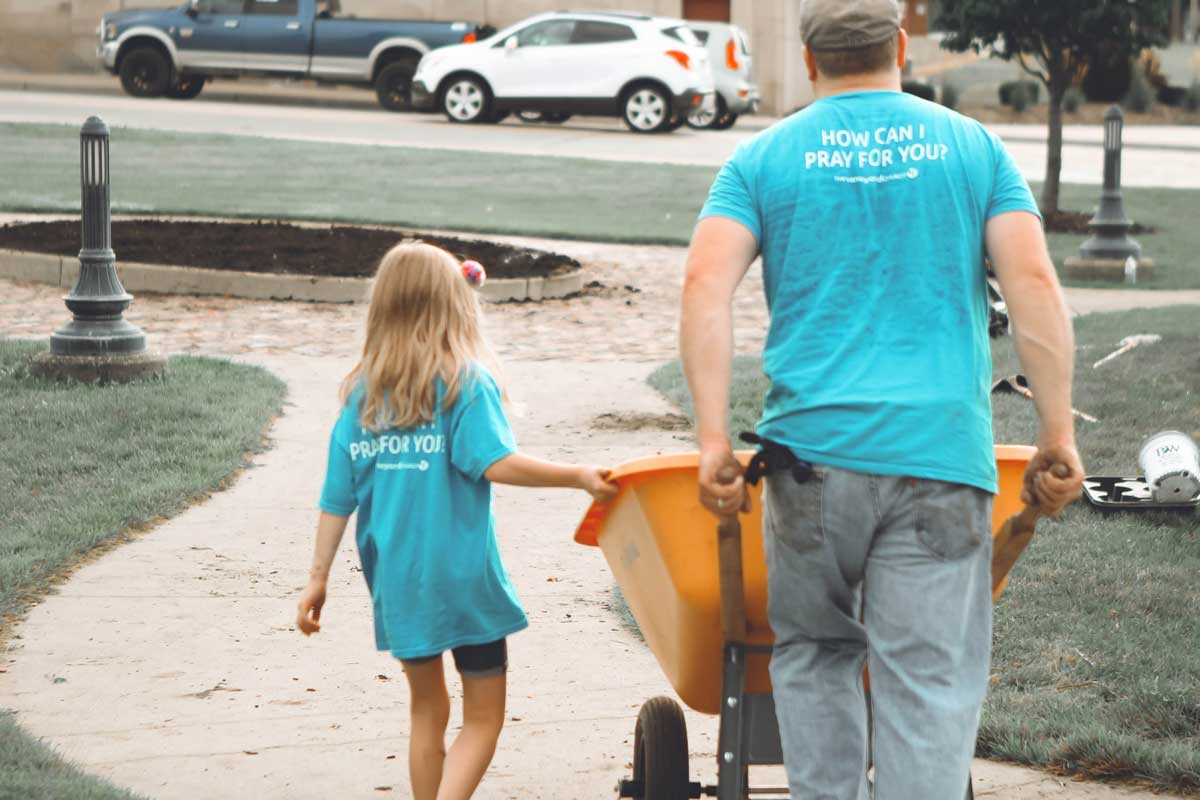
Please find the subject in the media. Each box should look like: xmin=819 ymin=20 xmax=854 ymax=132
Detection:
xmin=0 ymin=249 xmax=584 ymax=303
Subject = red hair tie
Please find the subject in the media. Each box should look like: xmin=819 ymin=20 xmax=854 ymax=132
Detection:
xmin=461 ymin=260 xmax=486 ymax=288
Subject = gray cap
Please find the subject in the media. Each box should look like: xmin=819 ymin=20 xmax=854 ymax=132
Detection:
xmin=800 ymin=0 xmax=903 ymax=50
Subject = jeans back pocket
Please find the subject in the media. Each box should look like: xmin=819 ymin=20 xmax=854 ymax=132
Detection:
xmin=915 ymin=479 xmax=991 ymax=561
xmin=763 ymin=470 xmax=826 ymax=553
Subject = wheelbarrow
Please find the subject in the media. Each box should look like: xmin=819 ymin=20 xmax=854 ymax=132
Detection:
xmin=574 ymin=445 xmax=1042 ymax=800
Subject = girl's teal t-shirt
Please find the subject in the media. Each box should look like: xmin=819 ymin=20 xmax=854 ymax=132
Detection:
xmin=700 ymin=91 xmax=1040 ymax=493
xmin=319 ymin=367 xmax=527 ymax=659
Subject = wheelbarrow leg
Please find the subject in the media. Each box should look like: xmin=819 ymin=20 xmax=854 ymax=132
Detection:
xmin=716 ymin=642 xmax=749 ymax=800
xmin=716 ymin=508 xmax=751 ymax=800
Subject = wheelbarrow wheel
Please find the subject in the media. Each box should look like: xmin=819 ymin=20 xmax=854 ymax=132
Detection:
xmin=633 ymin=696 xmax=690 ymax=800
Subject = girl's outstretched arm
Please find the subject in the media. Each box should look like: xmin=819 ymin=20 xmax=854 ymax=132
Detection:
xmin=485 ymin=453 xmax=619 ymax=503
xmin=296 ymin=511 xmax=349 ymax=636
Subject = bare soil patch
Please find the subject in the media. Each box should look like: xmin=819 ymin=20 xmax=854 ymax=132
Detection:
xmin=591 ymin=411 xmax=692 ymax=432
xmin=1043 ymin=209 xmax=1156 ymax=235
xmin=0 ymin=220 xmax=581 ymax=280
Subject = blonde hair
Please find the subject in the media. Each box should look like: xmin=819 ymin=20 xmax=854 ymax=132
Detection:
xmin=341 ymin=241 xmax=500 ymax=431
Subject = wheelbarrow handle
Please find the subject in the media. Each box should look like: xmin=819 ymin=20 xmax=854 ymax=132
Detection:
xmin=717 ymin=514 xmax=748 ymax=644
xmin=991 ymin=504 xmax=1040 ymax=594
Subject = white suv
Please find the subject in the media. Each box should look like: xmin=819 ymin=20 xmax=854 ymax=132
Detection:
xmin=411 ymin=11 xmax=715 ymax=133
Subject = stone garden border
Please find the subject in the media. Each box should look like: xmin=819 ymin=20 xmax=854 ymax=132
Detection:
xmin=0 ymin=249 xmax=584 ymax=304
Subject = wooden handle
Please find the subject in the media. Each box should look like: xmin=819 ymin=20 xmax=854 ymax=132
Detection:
xmin=991 ymin=504 xmax=1040 ymax=593
xmin=717 ymin=514 xmax=747 ymax=643
xmin=715 ymin=465 xmax=747 ymax=643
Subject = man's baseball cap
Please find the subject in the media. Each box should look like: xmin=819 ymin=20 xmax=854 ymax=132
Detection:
xmin=800 ymin=0 xmax=903 ymax=50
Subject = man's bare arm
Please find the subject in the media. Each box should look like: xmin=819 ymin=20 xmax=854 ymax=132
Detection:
xmin=986 ymin=210 xmax=1084 ymax=513
xmin=680 ymin=216 xmax=759 ymax=516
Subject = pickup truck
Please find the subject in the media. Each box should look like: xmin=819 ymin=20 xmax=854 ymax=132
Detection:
xmin=98 ymin=0 xmax=491 ymax=110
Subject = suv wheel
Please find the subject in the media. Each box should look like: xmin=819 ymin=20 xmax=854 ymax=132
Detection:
xmin=687 ymin=95 xmax=724 ymax=130
xmin=442 ymin=76 xmax=490 ymax=124
xmin=622 ymin=86 xmax=670 ymax=133
xmin=374 ymin=58 xmax=418 ymax=112
xmin=119 ymin=46 xmax=172 ymax=98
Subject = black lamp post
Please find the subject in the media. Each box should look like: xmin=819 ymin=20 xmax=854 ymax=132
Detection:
xmin=1078 ymin=105 xmax=1142 ymax=262
xmin=34 ymin=117 xmax=164 ymax=382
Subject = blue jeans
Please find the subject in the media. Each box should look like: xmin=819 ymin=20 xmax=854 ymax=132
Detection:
xmin=762 ymin=466 xmax=993 ymax=800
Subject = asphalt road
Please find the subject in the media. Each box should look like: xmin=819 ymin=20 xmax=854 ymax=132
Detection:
xmin=2 ymin=89 xmax=1199 ymax=187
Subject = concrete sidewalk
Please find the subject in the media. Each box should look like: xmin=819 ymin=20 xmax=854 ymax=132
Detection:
xmin=0 ymin=349 xmax=1182 ymax=799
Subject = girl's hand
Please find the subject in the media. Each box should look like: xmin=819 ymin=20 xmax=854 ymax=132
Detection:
xmin=296 ymin=579 xmax=327 ymax=636
xmin=579 ymin=466 xmax=619 ymax=503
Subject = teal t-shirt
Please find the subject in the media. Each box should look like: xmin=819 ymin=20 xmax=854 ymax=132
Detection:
xmin=319 ymin=366 xmax=527 ymax=659
xmin=700 ymin=91 xmax=1039 ymax=493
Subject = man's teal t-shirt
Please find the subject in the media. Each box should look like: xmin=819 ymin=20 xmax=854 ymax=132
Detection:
xmin=319 ymin=366 xmax=527 ymax=659
xmin=700 ymin=91 xmax=1039 ymax=493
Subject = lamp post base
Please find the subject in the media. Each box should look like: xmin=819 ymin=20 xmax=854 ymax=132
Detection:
xmin=31 ymin=350 xmax=167 ymax=384
xmin=1063 ymin=256 xmax=1156 ymax=283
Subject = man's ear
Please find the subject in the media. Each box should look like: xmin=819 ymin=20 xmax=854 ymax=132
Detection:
xmin=803 ymin=45 xmax=818 ymax=82
xmin=896 ymin=29 xmax=908 ymax=71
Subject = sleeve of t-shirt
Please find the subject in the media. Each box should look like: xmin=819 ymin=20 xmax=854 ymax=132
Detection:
xmin=450 ymin=367 xmax=518 ymax=482
xmin=318 ymin=410 xmax=357 ymax=516
xmin=697 ymin=149 xmax=762 ymax=244
xmin=987 ymin=134 xmax=1041 ymax=221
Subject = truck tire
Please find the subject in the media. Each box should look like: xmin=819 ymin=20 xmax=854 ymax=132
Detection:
xmin=166 ymin=76 xmax=206 ymax=100
xmin=119 ymin=46 xmax=172 ymax=98
xmin=374 ymin=59 xmax=418 ymax=112
xmin=622 ymin=84 xmax=671 ymax=133
xmin=442 ymin=75 xmax=491 ymax=124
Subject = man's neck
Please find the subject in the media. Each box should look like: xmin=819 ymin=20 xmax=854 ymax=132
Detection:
xmin=813 ymin=71 xmax=902 ymax=99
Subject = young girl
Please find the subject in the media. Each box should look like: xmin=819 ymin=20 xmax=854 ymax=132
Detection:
xmin=296 ymin=242 xmax=617 ymax=800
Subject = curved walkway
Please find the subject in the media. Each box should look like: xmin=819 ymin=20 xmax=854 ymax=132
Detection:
xmin=2 ymin=235 xmax=1196 ymax=798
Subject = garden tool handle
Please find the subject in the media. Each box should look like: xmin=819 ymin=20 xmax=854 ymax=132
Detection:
xmin=717 ymin=514 xmax=747 ymax=644
xmin=716 ymin=467 xmax=748 ymax=644
xmin=990 ymin=463 xmax=1071 ymax=593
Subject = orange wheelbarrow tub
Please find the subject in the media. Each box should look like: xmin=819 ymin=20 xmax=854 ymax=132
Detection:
xmin=575 ymin=445 xmax=1036 ymax=800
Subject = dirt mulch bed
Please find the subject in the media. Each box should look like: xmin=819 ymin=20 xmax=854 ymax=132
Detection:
xmin=0 ymin=220 xmax=581 ymax=280
xmin=1043 ymin=209 xmax=1155 ymax=235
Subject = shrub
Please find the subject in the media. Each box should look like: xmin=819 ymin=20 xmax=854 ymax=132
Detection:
xmin=999 ymin=80 xmax=1041 ymax=106
xmin=1009 ymin=82 xmax=1033 ymax=112
xmin=1082 ymin=46 xmax=1133 ymax=102
xmin=1183 ymin=81 xmax=1200 ymax=113
xmin=940 ymin=83 xmax=961 ymax=110
xmin=1062 ymin=87 xmax=1085 ymax=113
xmin=1157 ymin=85 xmax=1187 ymax=107
xmin=1137 ymin=49 xmax=1169 ymax=91
xmin=1124 ymin=65 xmax=1155 ymax=113
xmin=902 ymin=80 xmax=937 ymax=102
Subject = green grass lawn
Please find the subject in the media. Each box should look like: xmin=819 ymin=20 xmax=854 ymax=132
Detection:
xmin=0 ymin=339 xmax=285 ymax=799
xmin=649 ymin=306 xmax=1200 ymax=793
xmin=0 ymin=122 xmax=1197 ymax=288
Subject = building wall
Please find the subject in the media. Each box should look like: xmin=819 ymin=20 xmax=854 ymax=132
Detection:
xmin=0 ymin=0 xmax=821 ymax=113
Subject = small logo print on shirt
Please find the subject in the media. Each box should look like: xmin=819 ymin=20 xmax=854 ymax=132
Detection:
xmin=377 ymin=460 xmax=432 ymax=472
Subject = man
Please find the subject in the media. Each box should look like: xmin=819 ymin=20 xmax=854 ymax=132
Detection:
xmin=679 ymin=1 xmax=1085 ymax=797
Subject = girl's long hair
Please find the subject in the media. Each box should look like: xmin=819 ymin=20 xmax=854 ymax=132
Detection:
xmin=341 ymin=242 xmax=499 ymax=431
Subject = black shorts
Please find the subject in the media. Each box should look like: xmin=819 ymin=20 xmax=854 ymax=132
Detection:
xmin=401 ymin=638 xmax=507 ymax=679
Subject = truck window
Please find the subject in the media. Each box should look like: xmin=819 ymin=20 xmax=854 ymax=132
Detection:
xmin=196 ymin=0 xmax=244 ymax=13
xmin=245 ymin=0 xmax=299 ymax=15
xmin=571 ymin=21 xmax=635 ymax=44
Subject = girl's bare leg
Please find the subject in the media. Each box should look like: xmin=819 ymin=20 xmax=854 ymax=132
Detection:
xmin=435 ymin=672 xmax=506 ymax=800
xmin=404 ymin=658 xmax=451 ymax=800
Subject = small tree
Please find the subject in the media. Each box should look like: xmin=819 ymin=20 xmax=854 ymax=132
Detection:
xmin=935 ymin=0 xmax=1170 ymax=213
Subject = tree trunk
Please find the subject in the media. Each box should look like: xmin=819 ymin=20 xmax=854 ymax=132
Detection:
xmin=1041 ymin=77 xmax=1067 ymax=214
xmin=1171 ymin=0 xmax=1183 ymax=41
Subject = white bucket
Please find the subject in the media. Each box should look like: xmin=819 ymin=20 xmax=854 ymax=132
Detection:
xmin=1138 ymin=430 xmax=1200 ymax=503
